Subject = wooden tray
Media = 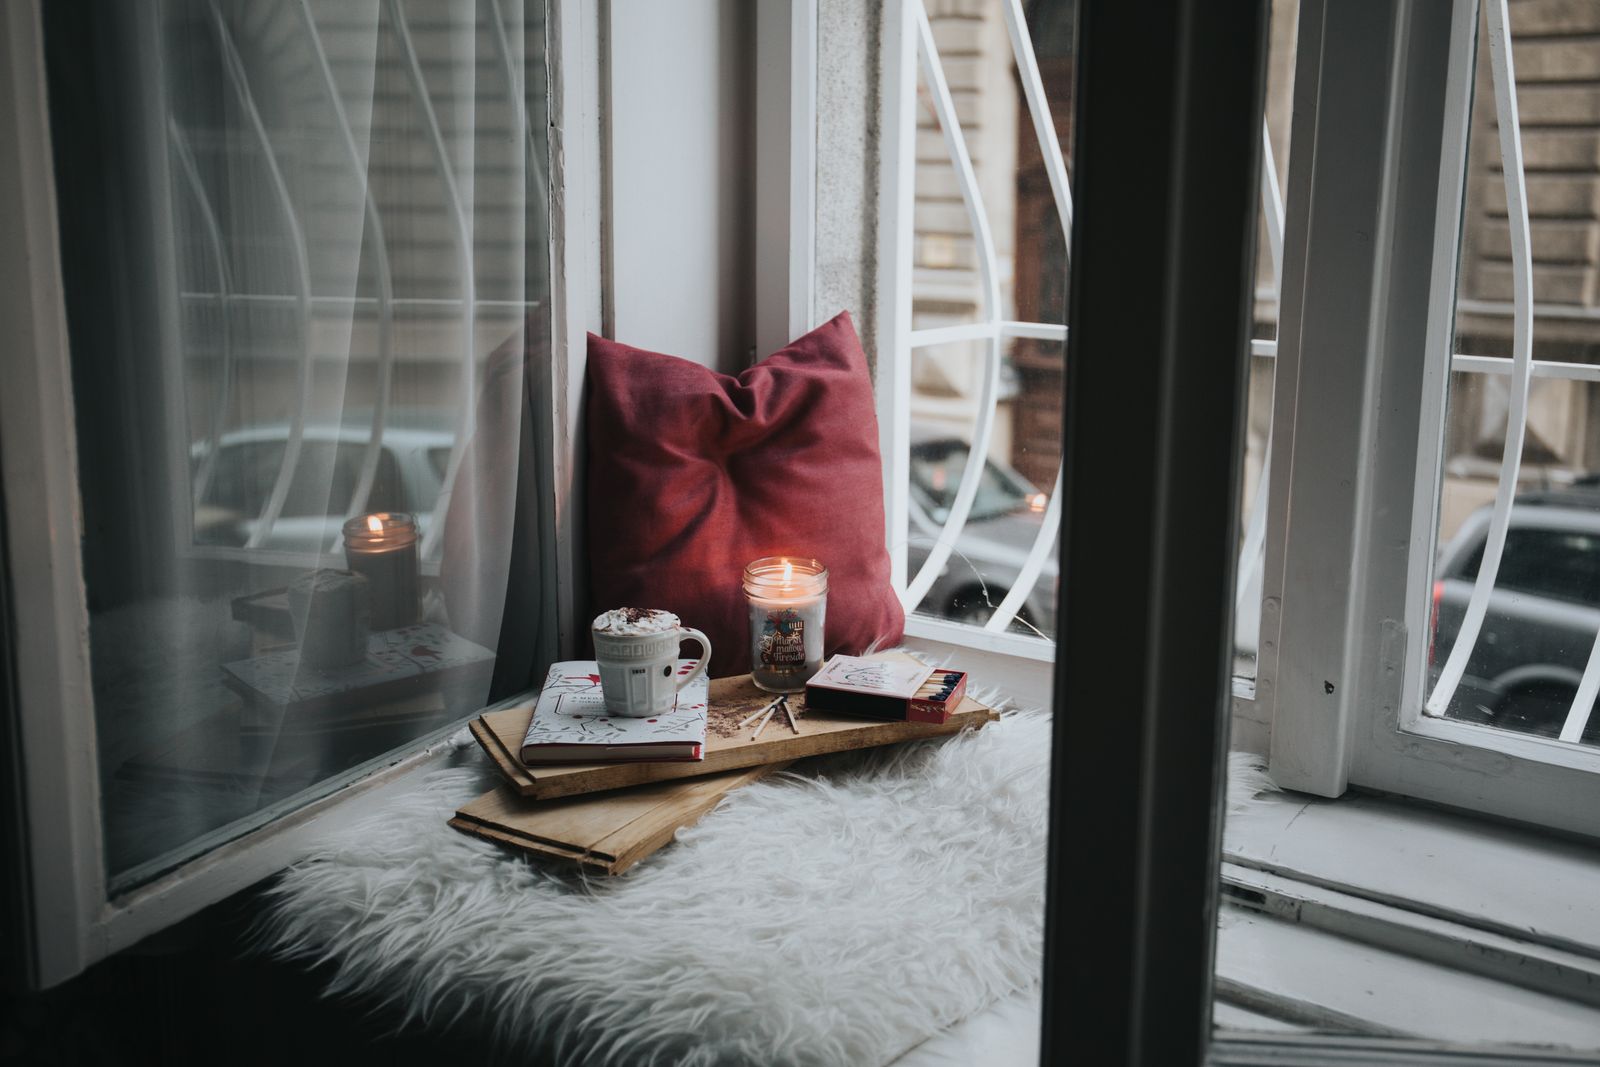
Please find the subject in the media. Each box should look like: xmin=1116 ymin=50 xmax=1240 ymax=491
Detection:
xmin=449 ymin=761 xmax=789 ymax=875
xmin=469 ymin=653 xmax=998 ymax=800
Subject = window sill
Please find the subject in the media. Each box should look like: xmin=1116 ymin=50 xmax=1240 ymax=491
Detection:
xmin=1218 ymin=787 xmax=1600 ymax=1048
xmin=902 ymin=615 xmax=1056 ymax=662
xmin=97 ymin=720 xmax=481 ymax=960
xmin=892 ymin=783 xmax=1600 ymax=1064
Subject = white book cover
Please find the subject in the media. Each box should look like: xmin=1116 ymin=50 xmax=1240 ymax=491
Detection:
xmin=520 ymin=659 xmax=708 ymax=764
xmin=806 ymin=655 xmax=934 ymax=699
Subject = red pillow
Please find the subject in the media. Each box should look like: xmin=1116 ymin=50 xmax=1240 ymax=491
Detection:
xmin=586 ymin=312 xmax=904 ymax=676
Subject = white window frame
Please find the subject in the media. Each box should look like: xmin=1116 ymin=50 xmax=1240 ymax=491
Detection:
xmin=0 ymin=0 xmax=603 ymax=988
xmin=1260 ymin=0 xmax=1600 ymax=838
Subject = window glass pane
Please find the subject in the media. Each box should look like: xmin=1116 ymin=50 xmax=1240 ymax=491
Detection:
xmin=899 ymin=0 xmax=1288 ymax=657
xmin=46 ymin=0 xmax=551 ymax=890
xmin=902 ymin=346 xmax=1051 ymax=638
xmin=910 ymin=437 xmax=1040 ymax=523
xmin=1458 ymin=528 xmax=1600 ymax=606
xmin=1426 ymin=0 xmax=1600 ymax=750
xmin=904 ymin=0 xmax=1071 ymax=641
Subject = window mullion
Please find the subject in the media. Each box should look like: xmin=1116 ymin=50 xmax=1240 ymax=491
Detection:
xmin=1262 ymin=0 xmax=1411 ymax=798
xmin=547 ymin=0 xmax=602 ymax=658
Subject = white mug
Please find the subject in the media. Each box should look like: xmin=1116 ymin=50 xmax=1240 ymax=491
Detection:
xmin=591 ymin=608 xmax=712 ymax=717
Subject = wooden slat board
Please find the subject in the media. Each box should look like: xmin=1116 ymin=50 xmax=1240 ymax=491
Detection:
xmin=469 ymin=654 xmax=999 ymax=800
xmin=449 ymin=761 xmax=789 ymax=875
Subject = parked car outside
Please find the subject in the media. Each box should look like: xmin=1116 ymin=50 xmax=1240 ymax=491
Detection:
xmin=906 ymin=426 xmax=1058 ymax=636
xmin=1431 ymin=483 xmax=1600 ymax=742
xmin=190 ymin=416 xmax=453 ymax=552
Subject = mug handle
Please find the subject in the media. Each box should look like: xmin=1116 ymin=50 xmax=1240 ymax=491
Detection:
xmin=674 ymin=628 xmax=712 ymax=694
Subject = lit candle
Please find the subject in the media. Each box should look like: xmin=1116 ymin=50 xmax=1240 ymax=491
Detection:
xmin=342 ymin=512 xmax=421 ymax=631
xmin=743 ymin=556 xmax=828 ymax=693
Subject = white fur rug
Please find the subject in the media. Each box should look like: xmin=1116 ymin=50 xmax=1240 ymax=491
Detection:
xmin=258 ymin=693 xmax=1273 ymax=1066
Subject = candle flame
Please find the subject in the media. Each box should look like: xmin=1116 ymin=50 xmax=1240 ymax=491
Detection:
xmin=367 ymin=515 xmax=385 ymax=534
xmin=1029 ymin=492 xmax=1047 ymax=513
xmin=782 ymin=560 xmax=793 ymax=585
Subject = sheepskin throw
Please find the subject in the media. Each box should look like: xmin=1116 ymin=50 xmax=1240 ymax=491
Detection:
xmin=259 ymin=695 xmax=1272 ymax=1066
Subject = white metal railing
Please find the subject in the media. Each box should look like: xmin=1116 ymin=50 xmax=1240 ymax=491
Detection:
xmin=895 ymin=0 xmax=1284 ymax=645
xmin=385 ymin=0 xmax=477 ymax=560
xmin=178 ymin=1 xmax=543 ymax=561
xmin=177 ymin=293 xmax=535 ymax=312
xmin=291 ymin=0 xmax=397 ymax=542
xmin=486 ymin=0 xmax=550 ymax=257
xmin=170 ymin=119 xmax=234 ymax=508
xmin=209 ymin=4 xmax=315 ymax=552
xmin=900 ymin=0 xmax=1005 ymax=615
xmin=980 ymin=0 xmax=1070 ymax=634
xmin=1254 ymin=342 xmax=1600 ymax=385
xmin=1425 ymin=0 xmax=1536 ymax=721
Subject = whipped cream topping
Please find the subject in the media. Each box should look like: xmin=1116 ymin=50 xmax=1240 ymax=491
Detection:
xmin=592 ymin=607 xmax=678 ymax=636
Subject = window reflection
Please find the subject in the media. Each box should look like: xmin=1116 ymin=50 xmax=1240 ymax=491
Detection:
xmin=49 ymin=0 xmax=550 ymax=888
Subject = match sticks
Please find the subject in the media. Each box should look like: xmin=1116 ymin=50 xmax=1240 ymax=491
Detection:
xmin=739 ymin=694 xmax=799 ymax=740
xmin=738 ymin=695 xmax=784 ymax=728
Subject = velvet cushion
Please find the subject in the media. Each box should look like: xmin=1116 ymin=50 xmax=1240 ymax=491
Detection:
xmin=585 ymin=311 xmax=904 ymax=676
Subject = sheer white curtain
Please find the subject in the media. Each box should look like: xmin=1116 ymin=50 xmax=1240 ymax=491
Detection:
xmin=60 ymin=0 xmax=548 ymax=888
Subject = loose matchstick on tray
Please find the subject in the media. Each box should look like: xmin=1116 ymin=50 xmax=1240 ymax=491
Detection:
xmin=738 ymin=695 xmax=784 ymax=729
xmin=750 ymin=695 xmax=801 ymax=740
xmin=750 ymin=702 xmax=778 ymax=740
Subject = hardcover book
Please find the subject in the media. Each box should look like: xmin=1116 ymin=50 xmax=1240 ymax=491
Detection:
xmin=520 ymin=660 xmax=709 ymax=764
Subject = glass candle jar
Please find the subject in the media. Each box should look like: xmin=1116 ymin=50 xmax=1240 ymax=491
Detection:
xmin=743 ymin=556 xmax=828 ymax=693
xmin=342 ymin=512 xmax=421 ymax=631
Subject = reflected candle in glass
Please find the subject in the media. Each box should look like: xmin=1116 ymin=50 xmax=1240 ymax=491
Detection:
xmin=743 ymin=556 xmax=828 ymax=693
xmin=342 ymin=512 xmax=420 ymax=631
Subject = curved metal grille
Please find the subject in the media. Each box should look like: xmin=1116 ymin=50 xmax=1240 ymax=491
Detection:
xmin=891 ymin=0 xmax=1285 ymax=646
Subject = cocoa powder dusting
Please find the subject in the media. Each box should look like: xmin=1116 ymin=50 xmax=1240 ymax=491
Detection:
xmin=595 ymin=606 xmax=666 ymax=633
xmin=706 ymin=693 xmax=802 ymax=741
xmin=707 ymin=705 xmax=754 ymax=741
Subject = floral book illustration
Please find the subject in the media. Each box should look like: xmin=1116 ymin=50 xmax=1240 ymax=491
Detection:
xmin=222 ymin=622 xmax=496 ymax=715
xmin=520 ymin=660 xmax=709 ymax=765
